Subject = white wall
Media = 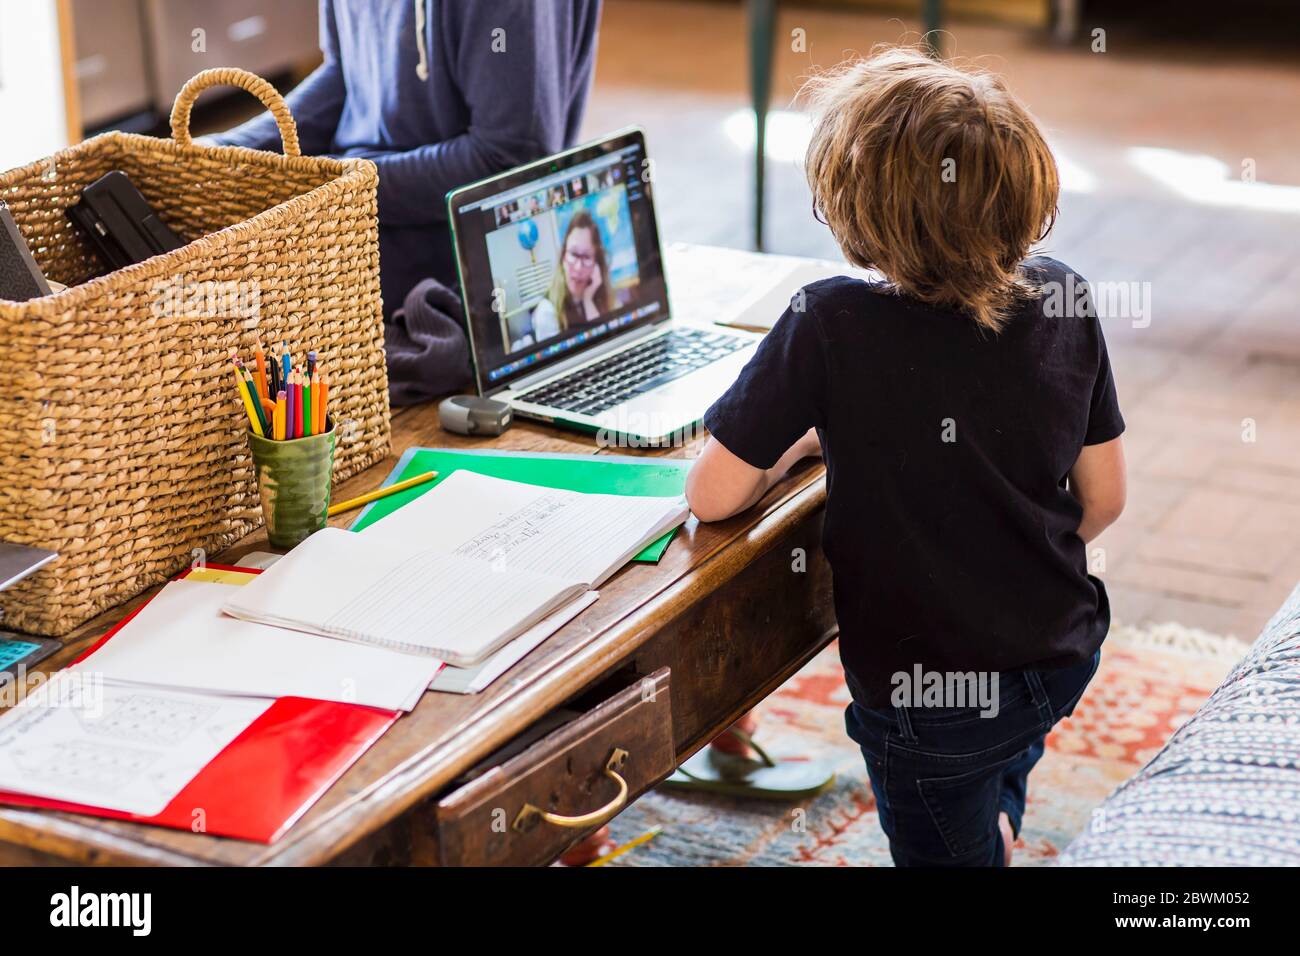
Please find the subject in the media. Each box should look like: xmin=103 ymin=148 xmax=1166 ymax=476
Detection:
xmin=0 ymin=0 xmax=70 ymax=172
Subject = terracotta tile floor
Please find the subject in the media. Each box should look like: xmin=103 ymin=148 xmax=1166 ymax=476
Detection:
xmin=588 ymin=1 xmax=1300 ymax=642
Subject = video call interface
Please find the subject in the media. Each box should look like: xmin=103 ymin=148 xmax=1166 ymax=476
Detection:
xmin=458 ymin=142 xmax=667 ymax=389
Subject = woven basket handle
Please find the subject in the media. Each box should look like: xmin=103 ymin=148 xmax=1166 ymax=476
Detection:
xmin=170 ymin=67 xmax=302 ymax=157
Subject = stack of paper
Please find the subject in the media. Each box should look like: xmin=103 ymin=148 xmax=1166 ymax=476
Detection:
xmin=223 ymin=470 xmax=688 ymax=666
xmin=73 ymin=579 xmax=440 ymax=711
xmin=0 ymin=468 xmax=685 ymax=839
xmin=0 ymin=685 xmax=396 ymax=842
xmin=666 ymin=241 xmax=879 ymax=332
xmin=0 ymin=560 xmax=411 ymax=840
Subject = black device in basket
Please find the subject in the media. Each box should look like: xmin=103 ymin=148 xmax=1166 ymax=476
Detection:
xmin=0 ymin=202 xmax=52 ymax=302
xmin=67 ymin=171 xmax=186 ymax=270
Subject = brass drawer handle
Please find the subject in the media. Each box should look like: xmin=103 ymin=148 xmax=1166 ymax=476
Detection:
xmin=513 ymin=749 xmax=630 ymax=831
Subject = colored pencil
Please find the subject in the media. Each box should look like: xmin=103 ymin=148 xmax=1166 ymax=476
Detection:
xmin=303 ymin=371 xmax=313 ymax=437
xmin=326 ymin=471 xmax=439 ymax=517
xmin=286 ymin=372 xmax=296 ymax=439
xmin=233 ymin=358 xmax=268 ymax=436
xmin=243 ymin=367 xmax=270 ymax=436
xmin=254 ymin=338 xmax=269 ymax=400
xmin=300 ymin=369 xmax=308 ymax=436
xmin=309 ymin=371 xmax=319 ymax=434
xmin=228 ymin=342 xmax=338 ymax=442
xmin=308 ymin=370 xmax=318 ymax=435
xmin=274 ymin=390 xmax=287 ymax=440
xmin=239 ymin=364 xmax=267 ymax=432
xmin=311 ymin=370 xmax=323 ymax=434
xmin=319 ymin=373 xmax=329 ymax=432
xmin=587 ymin=827 xmax=663 ymax=867
xmin=269 ymin=342 xmax=281 ymax=395
xmin=233 ymin=366 xmax=264 ymax=437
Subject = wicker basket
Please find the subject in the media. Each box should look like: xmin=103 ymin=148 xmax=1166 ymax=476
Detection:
xmin=0 ymin=68 xmax=391 ymax=637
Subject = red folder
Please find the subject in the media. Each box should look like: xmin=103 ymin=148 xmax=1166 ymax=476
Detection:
xmin=0 ymin=564 xmax=399 ymax=843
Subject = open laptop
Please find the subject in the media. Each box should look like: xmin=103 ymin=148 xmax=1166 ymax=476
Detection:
xmin=447 ymin=128 xmax=763 ymax=446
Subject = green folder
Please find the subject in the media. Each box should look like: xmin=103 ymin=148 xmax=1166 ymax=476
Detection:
xmin=349 ymin=447 xmax=692 ymax=561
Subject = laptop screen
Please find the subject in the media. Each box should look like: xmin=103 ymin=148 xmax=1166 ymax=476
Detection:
xmin=448 ymin=130 xmax=668 ymax=395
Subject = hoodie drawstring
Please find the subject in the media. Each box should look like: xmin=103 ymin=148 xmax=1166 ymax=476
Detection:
xmin=414 ymin=0 xmax=429 ymax=81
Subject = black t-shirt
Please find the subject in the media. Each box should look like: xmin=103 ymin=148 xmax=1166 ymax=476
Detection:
xmin=703 ymin=257 xmax=1125 ymax=707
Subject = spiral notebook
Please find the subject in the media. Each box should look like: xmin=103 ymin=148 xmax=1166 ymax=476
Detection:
xmin=222 ymin=471 xmax=687 ymax=666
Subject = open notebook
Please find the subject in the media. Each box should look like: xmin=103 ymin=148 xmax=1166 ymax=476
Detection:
xmin=222 ymin=470 xmax=688 ymax=666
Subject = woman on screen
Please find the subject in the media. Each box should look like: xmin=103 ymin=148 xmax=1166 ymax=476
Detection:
xmin=532 ymin=210 xmax=615 ymax=340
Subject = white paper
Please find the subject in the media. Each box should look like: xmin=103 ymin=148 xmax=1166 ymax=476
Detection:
xmin=361 ymin=470 xmax=688 ymax=587
xmin=222 ymin=528 xmax=582 ymax=664
xmin=225 ymin=472 xmax=686 ymax=665
xmin=666 ymin=242 xmax=803 ymax=324
xmin=76 ymin=580 xmax=440 ymax=711
xmin=666 ymin=242 xmax=880 ymax=331
xmin=431 ymin=591 xmax=599 ymax=694
xmin=0 ymin=673 xmax=271 ymax=816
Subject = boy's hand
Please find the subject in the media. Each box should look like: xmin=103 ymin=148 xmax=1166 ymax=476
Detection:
xmin=794 ymin=427 xmax=823 ymax=459
xmin=686 ymin=428 xmax=822 ymax=523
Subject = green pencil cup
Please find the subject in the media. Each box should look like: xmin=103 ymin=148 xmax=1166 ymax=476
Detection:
xmin=247 ymin=421 xmax=337 ymax=549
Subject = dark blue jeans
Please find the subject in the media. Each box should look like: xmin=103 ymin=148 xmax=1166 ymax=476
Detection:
xmin=844 ymin=651 xmax=1100 ymax=867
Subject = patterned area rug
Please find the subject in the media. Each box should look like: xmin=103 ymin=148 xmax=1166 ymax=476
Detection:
xmin=605 ymin=624 xmax=1246 ymax=866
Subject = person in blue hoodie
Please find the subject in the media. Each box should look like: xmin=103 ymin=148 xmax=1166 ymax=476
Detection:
xmin=213 ymin=0 xmax=602 ymax=315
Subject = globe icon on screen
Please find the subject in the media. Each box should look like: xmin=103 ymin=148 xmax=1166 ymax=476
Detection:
xmin=517 ymin=218 xmax=540 ymax=250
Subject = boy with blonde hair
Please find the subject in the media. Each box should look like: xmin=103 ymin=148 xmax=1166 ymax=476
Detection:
xmin=686 ymin=48 xmax=1126 ymax=867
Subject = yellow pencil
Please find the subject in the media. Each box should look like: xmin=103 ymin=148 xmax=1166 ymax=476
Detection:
xmin=326 ymin=471 xmax=438 ymax=517
xmin=273 ymin=394 xmax=285 ymax=441
xmin=586 ymin=827 xmax=663 ymax=867
xmin=234 ymin=367 xmax=264 ymax=437
xmin=242 ymin=366 xmax=271 ymax=435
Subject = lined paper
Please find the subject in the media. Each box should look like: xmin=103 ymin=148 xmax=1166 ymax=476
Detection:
xmin=223 ymin=471 xmax=687 ymax=666
xmin=364 ymin=470 xmax=688 ymax=586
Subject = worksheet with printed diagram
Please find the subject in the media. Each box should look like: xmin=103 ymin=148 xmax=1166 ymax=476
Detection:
xmin=0 ymin=672 xmax=271 ymax=816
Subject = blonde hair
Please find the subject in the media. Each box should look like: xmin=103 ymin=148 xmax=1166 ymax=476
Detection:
xmin=803 ymin=46 xmax=1059 ymax=332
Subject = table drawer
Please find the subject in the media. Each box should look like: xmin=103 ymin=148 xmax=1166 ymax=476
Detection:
xmin=433 ymin=668 xmax=673 ymax=866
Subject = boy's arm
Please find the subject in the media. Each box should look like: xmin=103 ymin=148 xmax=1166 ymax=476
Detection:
xmin=692 ymin=293 xmax=828 ymax=522
xmin=1069 ymin=436 xmax=1126 ymax=543
xmin=687 ymin=428 xmax=821 ymax=522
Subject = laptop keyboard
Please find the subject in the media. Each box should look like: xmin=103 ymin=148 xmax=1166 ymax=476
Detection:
xmin=516 ymin=328 xmax=749 ymax=417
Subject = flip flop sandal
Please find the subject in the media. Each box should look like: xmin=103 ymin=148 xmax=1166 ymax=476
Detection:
xmin=660 ymin=728 xmax=836 ymax=801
